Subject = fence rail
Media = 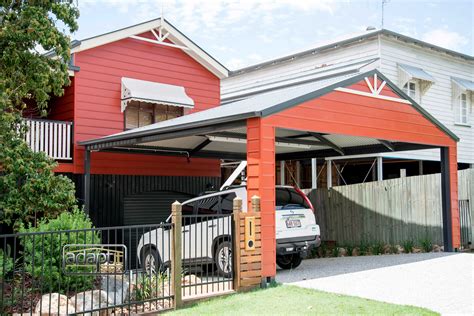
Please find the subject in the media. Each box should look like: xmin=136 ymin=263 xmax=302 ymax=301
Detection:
xmin=24 ymin=118 xmax=73 ymax=160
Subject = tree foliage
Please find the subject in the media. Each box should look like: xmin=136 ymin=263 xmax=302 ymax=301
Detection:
xmin=0 ymin=1 xmax=80 ymax=229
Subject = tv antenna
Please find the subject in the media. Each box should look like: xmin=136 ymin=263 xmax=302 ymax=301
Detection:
xmin=381 ymin=0 xmax=390 ymax=29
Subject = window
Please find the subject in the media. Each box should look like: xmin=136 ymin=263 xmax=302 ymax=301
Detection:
xmin=275 ymin=187 xmax=310 ymax=210
xmin=181 ymin=203 xmax=194 ymax=226
xmin=220 ymin=193 xmax=237 ymax=214
xmin=458 ymin=93 xmax=468 ymax=125
xmin=124 ymin=101 xmax=184 ymax=129
xmin=196 ymin=196 xmax=220 ymax=215
xmin=402 ymin=81 xmax=417 ymax=99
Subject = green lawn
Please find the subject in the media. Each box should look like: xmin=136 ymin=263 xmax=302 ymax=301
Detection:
xmin=169 ymin=285 xmax=437 ymax=315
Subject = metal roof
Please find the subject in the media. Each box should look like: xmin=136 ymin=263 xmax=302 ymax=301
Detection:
xmin=79 ymin=69 xmax=459 ymax=150
xmin=222 ymin=57 xmax=378 ymax=103
xmin=398 ymin=63 xmax=436 ymax=83
xmin=230 ymin=29 xmax=473 ymax=76
xmin=80 ymin=72 xmax=360 ymax=147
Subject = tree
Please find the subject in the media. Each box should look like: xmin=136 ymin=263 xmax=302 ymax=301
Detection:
xmin=0 ymin=1 xmax=80 ymax=229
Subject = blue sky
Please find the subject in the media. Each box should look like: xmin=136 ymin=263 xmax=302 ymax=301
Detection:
xmin=75 ymin=0 xmax=473 ymax=70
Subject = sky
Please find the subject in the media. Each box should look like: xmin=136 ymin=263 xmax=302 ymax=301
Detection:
xmin=73 ymin=0 xmax=473 ymax=70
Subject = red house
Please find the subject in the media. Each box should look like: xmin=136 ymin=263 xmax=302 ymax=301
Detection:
xmin=25 ymin=18 xmax=460 ymax=277
xmin=25 ymin=18 xmax=228 ymax=227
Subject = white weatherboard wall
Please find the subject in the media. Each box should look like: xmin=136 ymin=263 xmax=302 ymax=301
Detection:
xmin=379 ymin=37 xmax=473 ymax=164
xmin=222 ymin=33 xmax=474 ymax=164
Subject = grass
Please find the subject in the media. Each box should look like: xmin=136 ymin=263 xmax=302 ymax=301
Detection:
xmin=168 ymin=285 xmax=437 ymax=315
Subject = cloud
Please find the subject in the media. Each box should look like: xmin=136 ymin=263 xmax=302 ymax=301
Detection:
xmin=225 ymin=52 xmax=264 ymax=70
xmin=79 ymin=0 xmax=339 ymax=32
xmin=422 ymin=28 xmax=468 ymax=52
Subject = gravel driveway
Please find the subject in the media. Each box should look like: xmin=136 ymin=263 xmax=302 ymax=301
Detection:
xmin=276 ymin=253 xmax=473 ymax=315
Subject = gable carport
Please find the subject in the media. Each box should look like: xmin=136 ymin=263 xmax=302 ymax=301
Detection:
xmin=79 ymin=69 xmax=460 ymax=280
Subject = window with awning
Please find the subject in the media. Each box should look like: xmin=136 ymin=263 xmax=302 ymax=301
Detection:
xmin=451 ymin=77 xmax=473 ymax=126
xmin=121 ymin=77 xmax=194 ymax=129
xmin=398 ymin=63 xmax=435 ymax=99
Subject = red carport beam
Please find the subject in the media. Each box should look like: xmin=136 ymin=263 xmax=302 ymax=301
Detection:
xmin=246 ymin=117 xmax=276 ymax=278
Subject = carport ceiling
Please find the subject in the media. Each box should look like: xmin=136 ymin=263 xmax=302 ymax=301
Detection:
xmin=98 ymin=127 xmax=437 ymax=160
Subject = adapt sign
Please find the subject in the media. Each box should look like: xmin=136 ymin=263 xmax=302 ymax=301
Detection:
xmin=62 ymin=244 xmax=127 ymax=275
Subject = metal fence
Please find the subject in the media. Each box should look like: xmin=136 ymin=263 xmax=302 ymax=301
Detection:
xmin=181 ymin=214 xmax=234 ymax=299
xmin=0 ymin=224 xmax=173 ymax=315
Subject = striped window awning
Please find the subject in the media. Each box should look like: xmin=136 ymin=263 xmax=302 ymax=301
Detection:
xmin=121 ymin=77 xmax=194 ymax=112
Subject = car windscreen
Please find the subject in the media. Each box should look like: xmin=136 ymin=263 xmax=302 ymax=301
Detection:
xmin=275 ymin=187 xmax=310 ymax=210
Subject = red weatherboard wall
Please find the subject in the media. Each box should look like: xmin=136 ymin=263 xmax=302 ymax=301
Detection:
xmin=48 ymin=77 xmax=75 ymax=122
xmin=253 ymin=77 xmax=459 ymax=277
xmin=70 ymin=31 xmax=221 ymax=177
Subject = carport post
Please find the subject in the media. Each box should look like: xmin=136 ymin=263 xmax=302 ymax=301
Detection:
xmin=83 ymin=148 xmax=91 ymax=214
xmin=327 ymin=160 xmax=332 ymax=188
xmin=311 ymin=158 xmax=317 ymax=189
xmin=377 ymin=157 xmax=383 ymax=182
xmin=246 ymin=117 xmax=276 ymax=279
xmin=280 ymin=161 xmax=285 ymax=185
xmin=440 ymin=147 xmax=453 ymax=252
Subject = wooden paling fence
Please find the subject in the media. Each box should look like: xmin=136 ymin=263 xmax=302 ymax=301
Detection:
xmin=308 ymin=169 xmax=473 ymax=247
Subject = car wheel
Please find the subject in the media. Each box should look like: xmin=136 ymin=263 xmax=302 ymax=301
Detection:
xmin=276 ymin=254 xmax=302 ymax=270
xmin=215 ymin=241 xmax=232 ymax=278
xmin=142 ymin=248 xmax=160 ymax=275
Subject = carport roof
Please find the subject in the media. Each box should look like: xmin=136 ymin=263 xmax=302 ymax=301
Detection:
xmin=79 ymin=69 xmax=458 ymax=153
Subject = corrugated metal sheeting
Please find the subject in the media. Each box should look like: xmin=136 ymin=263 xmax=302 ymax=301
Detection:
xmin=70 ymin=174 xmax=220 ymax=227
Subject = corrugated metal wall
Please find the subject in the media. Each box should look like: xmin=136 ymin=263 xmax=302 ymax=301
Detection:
xmin=70 ymin=174 xmax=220 ymax=227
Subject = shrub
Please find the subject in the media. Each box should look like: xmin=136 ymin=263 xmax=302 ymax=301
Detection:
xmin=371 ymin=241 xmax=384 ymax=255
xmin=18 ymin=209 xmax=100 ymax=293
xmin=318 ymin=242 xmax=328 ymax=258
xmin=402 ymin=239 xmax=415 ymax=253
xmin=358 ymin=239 xmax=370 ymax=256
xmin=419 ymin=236 xmax=433 ymax=252
xmin=133 ymin=272 xmax=167 ymax=301
xmin=0 ymin=247 xmax=14 ymax=279
xmin=345 ymin=244 xmax=354 ymax=256
xmin=390 ymin=244 xmax=399 ymax=254
xmin=332 ymin=246 xmax=340 ymax=258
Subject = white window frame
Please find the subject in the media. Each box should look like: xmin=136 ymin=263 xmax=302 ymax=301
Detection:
xmin=402 ymin=80 xmax=418 ymax=101
xmin=456 ymin=93 xmax=470 ymax=126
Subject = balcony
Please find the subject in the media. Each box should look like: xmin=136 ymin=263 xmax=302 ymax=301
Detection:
xmin=24 ymin=118 xmax=73 ymax=160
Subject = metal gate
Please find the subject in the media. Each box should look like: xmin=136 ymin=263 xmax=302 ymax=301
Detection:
xmin=180 ymin=213 xmax=234 ymax=299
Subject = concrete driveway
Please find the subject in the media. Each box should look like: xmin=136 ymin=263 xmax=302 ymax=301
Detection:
xmin=276 ymin=253 xmax=473 ymax=315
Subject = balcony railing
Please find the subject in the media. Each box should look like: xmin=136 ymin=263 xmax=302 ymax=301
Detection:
xmin=24 ymin=118 xmax=73 ymax=160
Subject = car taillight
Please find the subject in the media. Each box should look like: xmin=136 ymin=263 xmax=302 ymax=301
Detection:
xmin=294 ymin=186 xmax=315 ymax=213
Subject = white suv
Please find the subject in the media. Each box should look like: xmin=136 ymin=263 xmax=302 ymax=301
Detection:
xmin=137 ymin=185 xmax=321 ymax=276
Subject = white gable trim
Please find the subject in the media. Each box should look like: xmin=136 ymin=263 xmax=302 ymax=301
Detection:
xmin=71 ymin=18 xmax=228 ymax=79
xmin=335 ymin=87 xmax=412 ymax=104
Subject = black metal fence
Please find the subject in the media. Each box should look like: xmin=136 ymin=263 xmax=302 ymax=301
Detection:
xmin=181 ymin=214 xmax=234 ymax=299
xmin=459 ymin=199 xmax=472 ymax=249
xmin=0 ymin=224 xmax=173 ymax=315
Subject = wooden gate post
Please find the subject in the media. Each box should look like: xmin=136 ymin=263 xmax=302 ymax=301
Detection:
xmin=171 ymin=201 xmax=182 ymax=309
xmin=251 ymin=195 xmax=261 ymax=212
xmin=233 ymin=195 xmax=262 ymax=291
xmin=232 ymin=196 xmax=243 ymax=291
